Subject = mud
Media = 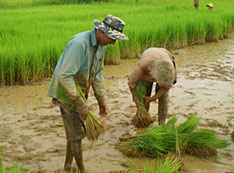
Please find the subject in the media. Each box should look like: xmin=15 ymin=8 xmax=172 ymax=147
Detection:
xmin=0 ymin=34 xmax=234 ymax=173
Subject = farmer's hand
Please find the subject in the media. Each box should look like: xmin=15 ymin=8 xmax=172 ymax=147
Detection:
xmin=76 ymin=104 xmax=89 ymax=120
xmin=98 ymin=100 xmax=107 ymax=117
xmin=143 ymin=96 xmax=155 ymax=108
xmin=135 ymin=100 xmax=144 ymax=108
xmin=129 ymin=87 xmax=143 ymax=108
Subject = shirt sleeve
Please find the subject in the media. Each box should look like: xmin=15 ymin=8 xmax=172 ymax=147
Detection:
xmin=58 ymin=40 xmax=85 ymax=102
xmin=92 ymin=69 xmax=105 ymax=102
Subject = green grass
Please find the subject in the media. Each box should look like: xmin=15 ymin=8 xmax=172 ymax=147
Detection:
xmin=0 ymin=0 xmax=234 ymax=85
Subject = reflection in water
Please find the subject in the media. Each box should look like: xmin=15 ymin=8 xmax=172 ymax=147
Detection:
xmin=0 ymin=34 xmax=234 ymax=172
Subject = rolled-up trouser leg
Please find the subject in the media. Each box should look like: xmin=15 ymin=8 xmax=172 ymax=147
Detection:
xmin=60 ymin=107 xmax=86 ymax=172
xmin=64 ymin=141 xmax=73 ymax=170
xmin=156 ymin=84 xmax=169 ymax=124
xmin=138 ymin=79 xmax=153 ymax=111
xmin=60 ymin=107 xmax=85 ymax=141
xmin=71 ymin=140 xmax=84 ymax=173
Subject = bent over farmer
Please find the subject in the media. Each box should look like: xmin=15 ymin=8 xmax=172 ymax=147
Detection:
xmin=128 ymin=47 xmax=177 ymax=125
xmin=47 ymin=15 xmax=128 ymax=173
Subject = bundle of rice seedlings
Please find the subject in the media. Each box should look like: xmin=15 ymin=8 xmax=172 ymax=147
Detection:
xmin=85 ymin=110 xmax=106 ymax=141
xmin=132 ymin=83 xmax=154 ymax=128
xmin=161 ymin=154 xmax=183 ymax=172
xmin=185 ymin=146 xmax=217 ymax=158
xmin=57 ymin=85 xmax=106 ymax=142
xmin=121 ymin=116 xmax=178 ymax=157
xmin=185 ymin=129 xmax=229 ymax=157
xmin=143 ymin=156 xmax=182 ymax=173
xmin=176 ymin=115 xmax=200 ymax=151
xmin=120 ymin=115 xmax=230 ymax=158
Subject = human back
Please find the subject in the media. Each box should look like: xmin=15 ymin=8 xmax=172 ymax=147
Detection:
xmin=140 ymin=47 xmax=175 ymax=69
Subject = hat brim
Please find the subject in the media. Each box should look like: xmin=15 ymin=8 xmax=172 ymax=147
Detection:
xmin=94 ymin=20 xmax=128 ymax=41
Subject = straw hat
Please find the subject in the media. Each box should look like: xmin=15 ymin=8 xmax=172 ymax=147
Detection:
xmin=94 ymin=14 xmax=128 ymax=40
xmin=148 ymin=59 xmax=175 ymax=88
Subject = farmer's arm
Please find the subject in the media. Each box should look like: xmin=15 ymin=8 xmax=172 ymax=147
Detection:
xmin=92 ymin=69 xmax=107 ymax=117
xmin=128 ymin=65 xmax=144 ymax=107
xmin=58 ymin=41 xmax=88 ymax=115
xmin=144 ymin=86 xmax=170 ymax=107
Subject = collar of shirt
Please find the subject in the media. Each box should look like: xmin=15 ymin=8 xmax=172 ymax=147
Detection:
xmin=90 ymin=28 xmax=105 ymax=49
xmin=91 ymin=29 xmax=97 ymax=47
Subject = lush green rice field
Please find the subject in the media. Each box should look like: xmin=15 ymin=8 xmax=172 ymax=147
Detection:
xmin=0 ymin=0 xmax=234 ymax=85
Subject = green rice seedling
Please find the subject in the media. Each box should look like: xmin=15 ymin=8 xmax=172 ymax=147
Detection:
xmin=0 ymin=148 xmax=3 ymax=173
xmin=122 ymin=116 xmax=178 ymax=157
xmin=132 ymin=83 xmax=154 ymax=128
xmin=141 ymin=155 xmax=183 ymax=173
xmin=1 ymin=0 xmax=234 ymax=85
xmin=57 ymin=85 xmax=106 ymax=142
xmin=176 ymin=115 xmax=200 ymax=151
xmin=75 ymin=85 xmax=107 ymax=141
xmin=160 ymin=153 xmax=183 ymax=172
xmin=185 ymin=129 xmax=229 ymax=157
xmin=120 ymin=115 xmax=230 ymax=158
xmin=188 ymin=129 xmax=229 ymax=149
xmin=104 ymin=43 xmax=121 ymax=65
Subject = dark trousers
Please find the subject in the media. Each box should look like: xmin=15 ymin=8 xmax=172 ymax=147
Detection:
xmin=52 ymin=98 xmax=85 ymax=172
xmin=60 ymin=106 xmax=85 ymax=172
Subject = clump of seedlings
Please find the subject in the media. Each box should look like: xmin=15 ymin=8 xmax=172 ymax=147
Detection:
xmin=161 ymin=154 xmax=184 ymax=172
xmin=57 ymin=85 xmax=106 ymax=142
xmin=120 ymin=115 xmax=229 ymax=158
xmin=132 ymin=83 xmax=154 ymax=128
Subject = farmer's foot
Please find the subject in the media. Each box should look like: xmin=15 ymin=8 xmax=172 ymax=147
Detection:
xmin=64 ymin=166 xmax=78 ymax=172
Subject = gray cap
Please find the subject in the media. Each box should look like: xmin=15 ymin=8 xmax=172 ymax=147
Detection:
xmin=148 ymin=59 xmax=175 ymax=88
xmin=94 ymin=14 xmax=128 ymax=40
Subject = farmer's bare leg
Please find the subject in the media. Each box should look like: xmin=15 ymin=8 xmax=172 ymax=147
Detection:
xmin=156 ymin=84 xmax=169 ymax=124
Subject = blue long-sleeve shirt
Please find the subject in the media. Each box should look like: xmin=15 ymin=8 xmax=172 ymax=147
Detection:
xmin=47 ymin=29 xmax=106 ymax=103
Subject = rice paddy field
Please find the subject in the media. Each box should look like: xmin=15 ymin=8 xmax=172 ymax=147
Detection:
xmin=0 ymin=35 xmax=233 ymax=172
xmin=0 ymin=0 xmax=234 ymax=85
xmin=0 ymin=0 xmax=234 ymax=172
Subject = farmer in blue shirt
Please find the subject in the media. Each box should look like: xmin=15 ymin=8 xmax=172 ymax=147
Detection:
xmin=47 ymin=15 xmax=128 ymax=173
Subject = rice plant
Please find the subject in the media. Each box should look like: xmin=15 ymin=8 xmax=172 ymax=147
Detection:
xmin=0 ymin=0 xmax=234 ymax=85
xmin=56 ymin=85 xmax=106 ymax=141
xmin=132 ymin=82 xmax=154 ymax=128
xmin=0 ymin=148 xmax=3 ymax=173
xmin=120 ymin=115 xmax=230 ymax=158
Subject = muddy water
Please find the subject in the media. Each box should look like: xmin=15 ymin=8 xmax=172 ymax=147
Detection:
xmin=0 ymin=34 xmax=234 ymax=173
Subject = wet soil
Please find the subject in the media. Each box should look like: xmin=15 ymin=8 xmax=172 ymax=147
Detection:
xmin=0 ymin=34 xmax=234 ymax=173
